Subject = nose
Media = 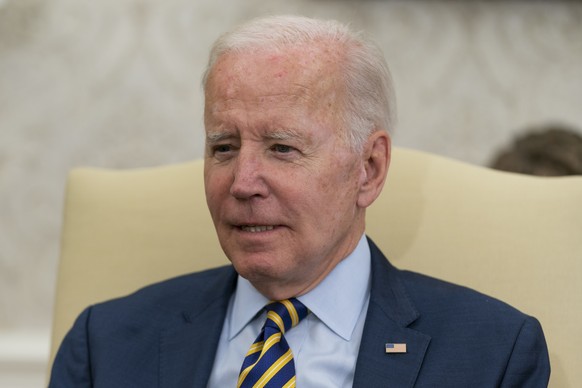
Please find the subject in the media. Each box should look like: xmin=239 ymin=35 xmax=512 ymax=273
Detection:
xmin=229 ymin=150 xmax=269 ymax=200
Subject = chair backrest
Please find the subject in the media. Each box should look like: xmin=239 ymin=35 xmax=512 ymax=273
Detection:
xmin=50 ymin=147 xmax=582 ymax=386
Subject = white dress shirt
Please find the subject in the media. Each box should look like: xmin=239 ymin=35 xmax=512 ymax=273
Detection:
xmin=207 ymin=234 xmax=371 ymax=387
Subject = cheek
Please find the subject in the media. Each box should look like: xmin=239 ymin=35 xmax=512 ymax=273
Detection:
xmin=204 ymin=171 xmax=231 ymax=212
xmin=318 ymin=159 xmax=360 ymax=197
xmin=294 ymin=171 xmax=354 ymax=227
xmin=317 ymin=163 xmax=361 ymax=215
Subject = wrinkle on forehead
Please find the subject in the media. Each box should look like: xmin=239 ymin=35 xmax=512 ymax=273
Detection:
xmin=207 ymin=42 xmax=344 ymax=101
xmin=208 ymin=93 xmax=312 ymax=114
xmin=204 ymin=42 xmax=347 ymax=137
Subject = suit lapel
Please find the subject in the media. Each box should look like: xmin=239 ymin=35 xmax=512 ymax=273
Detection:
xmin=353 ymin=238 xmax=431 ymax=387
xmin=159 ymin=267 xmax=237 ymax=388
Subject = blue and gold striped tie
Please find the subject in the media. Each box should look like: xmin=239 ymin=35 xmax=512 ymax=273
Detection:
xmin=238 ymin=298 xmax=309 ymax=388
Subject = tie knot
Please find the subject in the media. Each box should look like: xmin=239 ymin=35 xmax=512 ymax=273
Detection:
xmin=264 ymin=298 xmax=308 ymax=334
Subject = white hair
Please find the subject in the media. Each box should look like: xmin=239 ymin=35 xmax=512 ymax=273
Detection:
xmin=202 ymin=15 xmax=396 ymax=151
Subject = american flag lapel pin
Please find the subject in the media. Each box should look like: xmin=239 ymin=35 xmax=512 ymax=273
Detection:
xmin=385 ymin=343 xmax=407 ymax=354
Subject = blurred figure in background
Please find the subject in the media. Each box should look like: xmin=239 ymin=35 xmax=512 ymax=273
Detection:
xmin=491 ymin=124 xmax=582 ymax=176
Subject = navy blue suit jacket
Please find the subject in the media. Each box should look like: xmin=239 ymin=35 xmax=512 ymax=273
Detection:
xmin=50 ymin=238 xmax=550 ymax=387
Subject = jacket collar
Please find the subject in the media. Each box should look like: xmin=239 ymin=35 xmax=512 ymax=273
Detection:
xmin=353 ymin=238 xmax=431 ymax=387
xmin=159 ymin=266 xmax=237 ymax=388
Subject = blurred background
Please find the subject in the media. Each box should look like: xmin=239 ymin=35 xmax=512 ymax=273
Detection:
xmin=1 ymin=0 xmax=581 ymax=385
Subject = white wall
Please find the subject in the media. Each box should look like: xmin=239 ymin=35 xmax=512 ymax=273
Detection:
xmin=1 ymin=0 xmax=581 ymax=384
xmin=0 ymin=331 xmax=49 ymax=387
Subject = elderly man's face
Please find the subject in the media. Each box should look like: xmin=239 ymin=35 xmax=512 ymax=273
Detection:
xmin=203 ymin=45 xmax=369 ymax=299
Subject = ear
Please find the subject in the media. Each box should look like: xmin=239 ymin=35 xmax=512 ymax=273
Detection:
xmin=357 ymin=131 xmax=391 ymax=208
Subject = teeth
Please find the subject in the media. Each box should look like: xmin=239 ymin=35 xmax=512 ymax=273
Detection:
xmin=241 ymin=225 xmax=274 ymax=233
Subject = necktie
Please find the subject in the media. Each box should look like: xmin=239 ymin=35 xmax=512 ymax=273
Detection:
xmin=238 ymin=298 xmax=309 ymax=388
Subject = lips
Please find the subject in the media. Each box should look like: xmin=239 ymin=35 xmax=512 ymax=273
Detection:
xmin=239 ymin=225 xmax=275 ymax=233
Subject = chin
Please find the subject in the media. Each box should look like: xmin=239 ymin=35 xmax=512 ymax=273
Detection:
xmin=231 ymin=255 xmax=294 ymax=290
xmin=235 ymin=263 xmax=281 ymax=282
xmin=230 ymin=253 xmax=277 ymax=277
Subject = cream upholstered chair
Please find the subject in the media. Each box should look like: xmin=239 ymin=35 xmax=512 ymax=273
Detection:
xmin=49 ymin=147 xmax=582 ymax=387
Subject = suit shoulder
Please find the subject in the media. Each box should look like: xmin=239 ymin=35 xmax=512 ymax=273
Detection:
xmin=89 ymin=265 xmax=236 ymax=323
xmin=131 ymin=265 xmax=236 ymax=298
xmin=394 ymin=269 xmax=549 ymax=385
xmin=399 ymin=269 xmax=531 ymax=325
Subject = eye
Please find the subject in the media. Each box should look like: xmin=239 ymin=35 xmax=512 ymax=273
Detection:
xmin=209 ymin=143 xmax=237 ymax=161
xmin=272 ymin=144 xmax=293 ymax=153
xmin=214 ymin=144 xmax=232 ymax=153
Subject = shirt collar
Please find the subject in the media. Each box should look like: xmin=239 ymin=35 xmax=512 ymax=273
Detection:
xmin=228 ymin=234 xmax=371 ymax=341
xmin=228 ymin=275 xmax=270 ymax=340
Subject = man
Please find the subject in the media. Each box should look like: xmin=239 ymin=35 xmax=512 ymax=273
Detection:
xmin=50 ymin=15 xmax=550 ymax=387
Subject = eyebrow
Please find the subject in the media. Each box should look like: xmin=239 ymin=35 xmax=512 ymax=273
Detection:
xmin=205 ymin=131 xmax=234 ymax=144
xmin=206 ymin=128 xmax=304 ymax=143
xmin=266 ymin=128 xmax=303 ymax=142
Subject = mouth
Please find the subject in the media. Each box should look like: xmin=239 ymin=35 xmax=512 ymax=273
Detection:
xmin=238 ymin=225 xmax=276 ymax=233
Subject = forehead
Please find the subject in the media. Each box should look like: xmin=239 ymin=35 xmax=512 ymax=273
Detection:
xmin=205 ymin=43 xmax=344 ymax=107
